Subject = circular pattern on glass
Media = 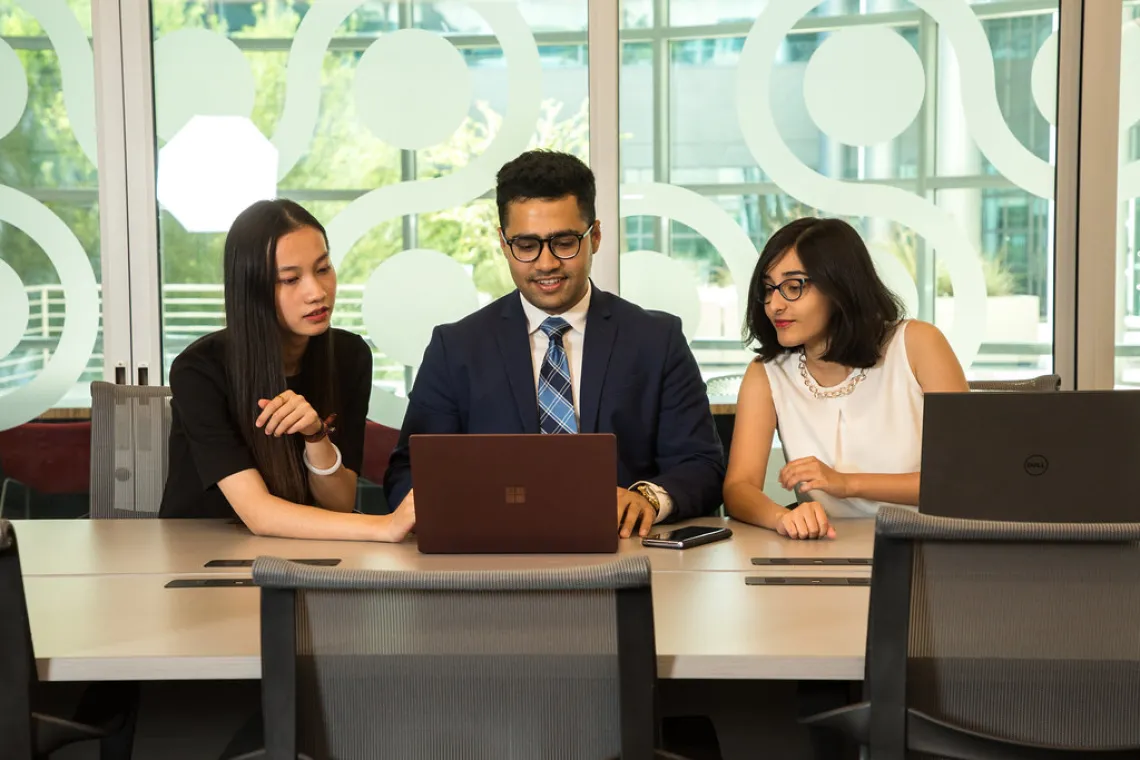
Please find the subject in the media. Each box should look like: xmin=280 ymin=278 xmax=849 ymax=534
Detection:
xmin=803 ymin=26 xmax=925 ymax=146
xmin=354 ymin=29 xmax=473 ymax=150
xmin=1030 ymin=30 xmax=1058 ymax=125
xmin=0 ymin=260 xmax=30 ymax=360
xmin=153 ymin=29 xmax=257 ymax=142
xmin=362 ymin=249 xmax=480 ymax=370
xmin=0 ymin=39 xmax=29 ymax=140
xmin=619 ymin=251 xmax=702 ymax=340
xmin=0 ymin=187 xmax=99 ymax=431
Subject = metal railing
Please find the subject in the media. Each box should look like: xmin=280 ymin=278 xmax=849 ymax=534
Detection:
xmin=0 ymin=284 xmax=393 ymax=394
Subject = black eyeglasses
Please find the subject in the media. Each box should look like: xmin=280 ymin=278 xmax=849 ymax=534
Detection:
xmin=501 ymin=222 xmax=596 ymax=263
xmin=764 ymin=277 xmax=811 ymax=303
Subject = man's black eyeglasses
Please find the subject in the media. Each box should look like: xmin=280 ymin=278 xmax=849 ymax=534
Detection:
xmin=501 ymin=222 xmax=596 ymax=263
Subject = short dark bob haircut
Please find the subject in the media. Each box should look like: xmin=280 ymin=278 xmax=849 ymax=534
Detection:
xmin=745 ymin=217 xmax=903 ymax=368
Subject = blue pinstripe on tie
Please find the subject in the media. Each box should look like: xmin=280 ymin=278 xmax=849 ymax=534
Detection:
xmin=538 ymin=317 xmax=577 ymax=434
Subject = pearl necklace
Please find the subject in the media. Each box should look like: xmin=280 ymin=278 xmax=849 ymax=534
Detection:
xmin=798 ymin=351 xmax=867 ymax=400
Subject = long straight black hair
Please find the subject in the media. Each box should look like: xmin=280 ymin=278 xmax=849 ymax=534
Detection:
xmin=223 ymin=199 xmax=336 ymax=505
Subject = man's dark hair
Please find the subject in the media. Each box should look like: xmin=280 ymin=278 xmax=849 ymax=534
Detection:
xmin=745 ymin=217 xmax=903 ymax=368
xmin=495 ymin=150 xmax=596 ymax=230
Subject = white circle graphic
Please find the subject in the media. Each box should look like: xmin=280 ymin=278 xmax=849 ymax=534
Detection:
xmin=354 ymin=29 xmax=473 ymax=150
xmin=804 ymin=26 xmax=925 ymax=146
xmin=737 ymin=0 xmax=989 ymax=365
xmin=0 ymin=187 xmax=99 ymax=431
xmin=154 ymin=29 xmax=256 ymax=142
xmin=362 ymin=249 xmax=480 ymax=369
xmin=0 ymin=39 xmax=28 ymax=140
xmin=620 ymin=251 xmax=702 ymax=340
xmin=322 ymin=2 xmax=542 ymax=425
xmin=0 ymin=260 xmax=30 ymax=360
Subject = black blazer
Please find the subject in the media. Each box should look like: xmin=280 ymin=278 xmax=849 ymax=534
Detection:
xmin=384 ymin=286 xmax=725 ymax=521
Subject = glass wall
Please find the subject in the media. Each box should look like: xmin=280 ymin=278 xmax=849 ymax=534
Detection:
xmin=151 ymin=0 xmax=589 ymax=427
xmin=618 ymin=0 xmax=1060 ymax=384
xmin=2 ymin=0 xmax=1132 ymax=428
xmin=1114 ymin=2 xmax=1140 ymax=387
xmin=0 ymin=0 xmax=103 ymax=426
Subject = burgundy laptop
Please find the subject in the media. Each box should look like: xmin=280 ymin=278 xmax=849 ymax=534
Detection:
xmin=410 ymin=434 xmax=617 ymax=554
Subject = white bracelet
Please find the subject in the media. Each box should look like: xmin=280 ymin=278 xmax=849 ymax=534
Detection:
xmin=303 ymin=443 xmax=342 ymax=476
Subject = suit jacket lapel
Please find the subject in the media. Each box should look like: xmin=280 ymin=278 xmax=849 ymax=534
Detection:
xmin=579 ymin=287 xmax=617 ymax=434
xmin=496 ymin=294 xmax=540 ymax=433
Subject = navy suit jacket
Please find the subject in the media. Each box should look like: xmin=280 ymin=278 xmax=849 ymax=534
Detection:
xmin=384 ymin=287 xmax=726 ymax=521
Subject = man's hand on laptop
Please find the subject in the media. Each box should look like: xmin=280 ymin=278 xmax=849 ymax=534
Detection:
xmin=384 ymin=490 xmax=416 ymax=542
xmin=617 ymin=487 xmax=657 ymax=539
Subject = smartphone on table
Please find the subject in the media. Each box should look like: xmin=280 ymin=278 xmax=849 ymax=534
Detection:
xmin=641 ymin=525 xmax=733 ymax=549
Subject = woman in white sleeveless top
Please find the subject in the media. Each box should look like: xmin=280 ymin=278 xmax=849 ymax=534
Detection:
xmin=723 ymin=218 xmax=968 ymax=539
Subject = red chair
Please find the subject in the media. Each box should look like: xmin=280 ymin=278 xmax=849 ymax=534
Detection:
xmin=357 ymin=421 xmax=400 ymax=514
xmin=0 ymin=422 xmax=92 ymax=519
xmin=361 ymin=420 xmax=401 ymax=484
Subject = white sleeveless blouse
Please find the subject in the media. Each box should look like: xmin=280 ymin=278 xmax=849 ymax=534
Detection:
xmin=764 ymin=321 xmax=923 ymax=518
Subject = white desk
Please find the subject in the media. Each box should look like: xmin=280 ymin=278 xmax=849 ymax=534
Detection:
xmin=12 ymin=517 xmax=875 ymax=577
xmin=26 ymin=570 xmax=867 ymax=683
xmin=16 ymin=516 xmax=873 ymax=684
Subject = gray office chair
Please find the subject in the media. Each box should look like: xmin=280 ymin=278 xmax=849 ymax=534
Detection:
xmin=968 ymin=373 xmax=1061 ymax=392
xmin=705 ymin=373 xmax=744 ymax=398
xmin=705 ymin=373 xmax=741 ymax=486
xmin=89 ymin=381 xmax=173 ymax=519
xmin=805 ymin=507 xmax=1140 ymax=758
xmin=0 ymin=519 xmax=138 ymax=759
xmin=249 ymin=555 xmax=690 ymax=760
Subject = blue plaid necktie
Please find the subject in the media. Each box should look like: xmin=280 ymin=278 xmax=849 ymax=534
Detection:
xmin=537 ymin=317 xmax=578 ymax=435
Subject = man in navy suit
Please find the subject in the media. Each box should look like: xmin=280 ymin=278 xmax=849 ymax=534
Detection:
xmin=385 ymin=150 xmax=725 ymax=536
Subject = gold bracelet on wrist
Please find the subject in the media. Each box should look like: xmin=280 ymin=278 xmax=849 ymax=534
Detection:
xmin=633 ymin=483 xmax=660 ymax=514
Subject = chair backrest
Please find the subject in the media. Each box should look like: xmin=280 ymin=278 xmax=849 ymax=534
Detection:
xmin=360 ymin=420 xmax=400 ymax=485
xmin=866 ymin=507 xmax=1140 ymax=756
xmin=0 ymin=422 xmax=92 ymax=494
xmin=705 ymin=373 xmax=744 ymax=397
xmin=90 ymin=382 xmax=173 ymax=519
xmin=0 ymin=520 xmax=36 ymax=759
xmin=253 ymin=555 xmax=658 ymax=760
xmin=967 ymin=373 xmax=1061 ymax=392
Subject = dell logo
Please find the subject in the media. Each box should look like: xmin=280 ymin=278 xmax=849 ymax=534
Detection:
xmin=505 ymin=486 xmax=526 ymax=504
xmin=1024 ymin=455 xmax=1048 ymax=476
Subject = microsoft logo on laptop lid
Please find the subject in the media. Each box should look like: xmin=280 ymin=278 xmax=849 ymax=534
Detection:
xmin=505 ymin=486 xmax=526 ymax=504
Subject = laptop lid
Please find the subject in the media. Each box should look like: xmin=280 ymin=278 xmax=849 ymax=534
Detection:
xmin=410 ymin=433 xmax=618 ymax=554
xmin=920 ymin=390 xmax=1140 ymax=522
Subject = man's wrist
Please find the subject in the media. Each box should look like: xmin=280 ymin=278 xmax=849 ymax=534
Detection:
xmin=631 ymin=483 xmax=660 ymax=515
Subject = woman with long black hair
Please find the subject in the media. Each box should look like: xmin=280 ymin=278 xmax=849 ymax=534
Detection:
xmin=160 ymin=199 xmax=414 ymax=541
